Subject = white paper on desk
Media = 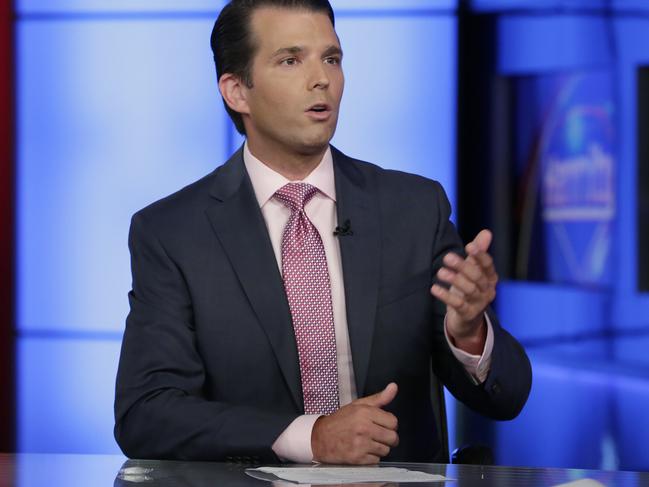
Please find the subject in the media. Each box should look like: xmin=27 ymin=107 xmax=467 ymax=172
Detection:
xmin=551 ymin=480 xmax=606 ymax=487
xmin=246 ymin=466 xmax=452 ymax=484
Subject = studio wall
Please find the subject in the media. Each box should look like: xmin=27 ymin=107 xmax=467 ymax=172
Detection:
xmin=459 ymin=0 xmax=649 ymax=470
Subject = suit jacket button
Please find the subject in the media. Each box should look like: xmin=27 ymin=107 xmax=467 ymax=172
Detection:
xmin=490 ymin=381 xmax=501 ymax=394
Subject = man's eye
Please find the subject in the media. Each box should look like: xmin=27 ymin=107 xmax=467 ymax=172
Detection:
xmin=325 ymin=57 xmax=340 ymax=65
xmin=281 ymin=57 xmax=298 ymax=66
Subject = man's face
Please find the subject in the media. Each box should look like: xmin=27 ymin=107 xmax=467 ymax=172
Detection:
xmin=241 ymin=7 xmax=344 ymax=156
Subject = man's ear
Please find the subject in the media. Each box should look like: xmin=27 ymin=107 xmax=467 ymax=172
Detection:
xmin=219 ymin=73 xmax=250 ymax=115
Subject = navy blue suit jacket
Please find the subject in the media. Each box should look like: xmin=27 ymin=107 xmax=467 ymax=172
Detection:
xmin=114 ymin=147 xmax=531 ymax=462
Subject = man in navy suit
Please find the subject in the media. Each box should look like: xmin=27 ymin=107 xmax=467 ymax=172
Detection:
xmin=114 ymin=0 xmax=531 ymax=464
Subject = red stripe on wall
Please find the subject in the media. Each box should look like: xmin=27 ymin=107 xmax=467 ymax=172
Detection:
xmin=0 ymin=0 xmax=15 ymax=452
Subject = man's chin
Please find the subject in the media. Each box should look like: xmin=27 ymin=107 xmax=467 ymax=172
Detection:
xmin=295 ymin=128 xmax=336 ymax=155
xmin=295 ymin=142 xmax=329 ymax=157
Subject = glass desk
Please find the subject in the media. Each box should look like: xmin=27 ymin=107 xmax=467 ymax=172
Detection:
xmin=1 ymin=453 xmax=648 ymax=486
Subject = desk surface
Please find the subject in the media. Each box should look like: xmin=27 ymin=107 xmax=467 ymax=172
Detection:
xmin=1 ymin=453 xmax=648 ymax=487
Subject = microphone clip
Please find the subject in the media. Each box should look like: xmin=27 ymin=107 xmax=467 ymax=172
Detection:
xmin=334 ymin=219 xmax=354 ymax=237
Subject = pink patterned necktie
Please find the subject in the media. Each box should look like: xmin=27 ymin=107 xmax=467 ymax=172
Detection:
xmin=274 ymin=183 xmax=340 ymax=415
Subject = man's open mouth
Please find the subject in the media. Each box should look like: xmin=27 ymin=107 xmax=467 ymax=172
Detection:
xmin=308 ymin=104 xmax=330 ymax=113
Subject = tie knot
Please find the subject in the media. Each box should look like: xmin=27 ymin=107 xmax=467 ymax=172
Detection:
xmin=274 ymin=183 xmax=318 ymax=212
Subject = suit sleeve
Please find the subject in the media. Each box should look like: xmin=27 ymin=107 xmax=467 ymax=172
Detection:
xmin=114 ymin=212 xmax=297 ymax=461
xmin=428 ymin=182 xmax=532 ymax=420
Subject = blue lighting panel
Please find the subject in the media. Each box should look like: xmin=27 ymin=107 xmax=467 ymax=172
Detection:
xmin=332 ymin=0 xmax=456 ymax=9
xmin=471 ymin=0 xmax=607 ymax=11
xmin=17 ymin=19 xmax=229 ymax=333
xmin=496 ymin=359 xmax=614 ymax=469
xmin=17 ymin=0 xmax=224 ymax=14
xmin=613 ymin=336 xmax=649 ymax=367
xmin=497 ymin=16 xmax=611 ymax=75
xmin=16 ymin=0 xmax=458 ymax=14
xmin=17 ymin=338 xmax=123 ymax=453
xmin=613 ymin=0 xmax=649 ymax=11
xmin=496 ymin=281 xmax=609 ymax=341
xmin=444 ymin=391 xmax=457 ymax=456
xmin=16 ymin=0 xmax=457 ymax=18
xmin=331 ymin=15 xmax=457 ymax=209
xmin=495 ymin=356 xmax=649 ymax=471
xmin=614 ymin=373 xmax=649 ymax=471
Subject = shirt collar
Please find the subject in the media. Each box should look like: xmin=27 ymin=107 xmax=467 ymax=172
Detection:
xmin=243 ymin=141 xmax=336 ymax=208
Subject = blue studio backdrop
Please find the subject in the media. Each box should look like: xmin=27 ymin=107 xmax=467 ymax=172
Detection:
xmin=463 ymin=0 xmax=649 ymax=471
xmin=15 ymin=0 xmax=458 ymax=456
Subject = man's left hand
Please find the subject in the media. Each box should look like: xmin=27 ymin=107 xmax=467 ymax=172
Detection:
xmin=430 ymin=229 xmax=498 ymax=355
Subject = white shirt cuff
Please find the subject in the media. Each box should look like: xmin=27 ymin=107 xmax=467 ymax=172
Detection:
xmin=271 ymin=414 xmax=321 ymax=463
xmin=444 ymin=312 xmax=494 ymax=384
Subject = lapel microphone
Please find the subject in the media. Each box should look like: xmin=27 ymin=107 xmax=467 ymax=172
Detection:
xmin=334 ymin=219 xmax=353 ymax=237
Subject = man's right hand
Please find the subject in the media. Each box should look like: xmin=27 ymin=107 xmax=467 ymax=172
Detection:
xmin=311 ymin=383 xmax=399 ymax=464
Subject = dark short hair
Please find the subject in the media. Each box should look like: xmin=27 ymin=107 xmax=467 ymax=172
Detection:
xmin=210 ymin=0 xmax=336 ymax=135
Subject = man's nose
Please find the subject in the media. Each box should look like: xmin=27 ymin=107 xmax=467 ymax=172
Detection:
xmin=308 ymin=61 xmax=330 ymax=90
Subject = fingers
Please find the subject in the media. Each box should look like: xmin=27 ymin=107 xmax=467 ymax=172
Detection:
xmin=465 ymin=245 xmax=498 ymax=283
xmin=469 ymin=229 xmax=492 ymax=253
xmin=431 ymin=232 xmax=499 ymax=322
xmin=443 ymin=253 xmax=480 ymax=280
xmin=355 ymin=442 xmax=399 ymax=464
xmin=355 ymin=383 xmax=399 ymax=430
xmin=357 ymin=454 xmax=381 ymax=465
xmin=356 ymin=382 xmax=398 ymax=408
xmin=369 ymin=422 xmax=400 ymax=447
xmin=367 ymin=440 xmax=392 ymax=459
xmin=354 ymin=422 xmax=398 ymax=462
xmin=437 ymin=255 xmax=490 ymax=300
xmin=438 ymin=267 xmax=482 ymax=296
xmin=367 ymin=408 xmax=398 ymax=432
xmin=444 ymin=253 xmax=488 ymax=285
xmin=466 ymin=230 xmax=498 ymax=279
xmin=311 ymin=396 xmax=400 ymax=465
xmin=431 ymin=283 xmax=470 ymax=313
xmin=436 ymin=228 xmax=499 ymax=295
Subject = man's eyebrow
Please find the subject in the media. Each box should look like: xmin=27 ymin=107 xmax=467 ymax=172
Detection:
xmin=271 ymin=46 xmax=304 ymax=58
xmin=270 ymin=45 xmax=343 ymax=58
xmin=322 ymin=45 xmax=343 ymax=57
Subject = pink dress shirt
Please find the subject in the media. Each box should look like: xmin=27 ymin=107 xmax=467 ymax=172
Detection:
xmin=242 ymin=143 xmax=493 ymax=463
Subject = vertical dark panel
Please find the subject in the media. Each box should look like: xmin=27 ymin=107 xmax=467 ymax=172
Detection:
xmin=0 ymin=0 xmax=14 ymax=453
xmin=638 ymin=67 xmax=649 ymax=292
xmin=456 ymin=8 xmax=512 ymax=272
xmin=455 ymin=3 xmax=498 ymax=455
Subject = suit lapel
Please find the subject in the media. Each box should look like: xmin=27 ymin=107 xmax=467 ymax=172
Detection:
xmin=332 ymin=148 xmax=381 ymax=397
xmin=204 ymin=149 xmax=303 ymax=412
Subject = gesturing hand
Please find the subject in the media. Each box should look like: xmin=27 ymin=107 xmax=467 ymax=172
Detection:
xmin=430 ymin=229 xmax=498 ymax=354
xmin=311 ymin=383 xmax=399 ymax=465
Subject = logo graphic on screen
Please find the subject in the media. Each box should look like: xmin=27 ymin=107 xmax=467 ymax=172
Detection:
xmin=515 ymin=72 xmax=615 ymax=286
